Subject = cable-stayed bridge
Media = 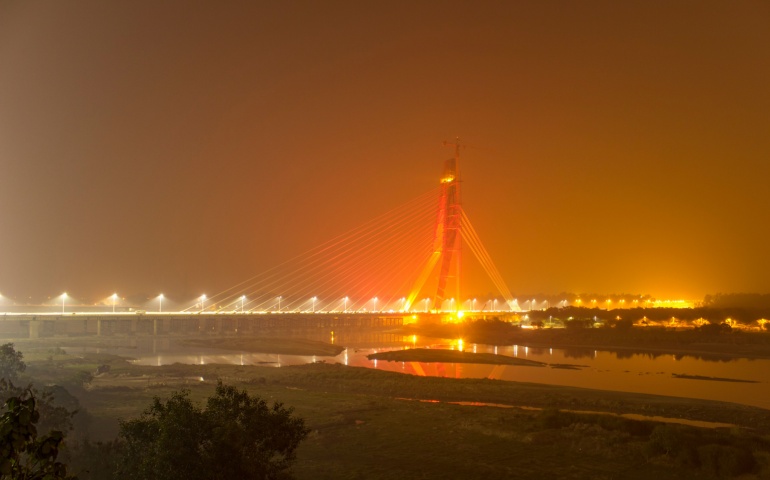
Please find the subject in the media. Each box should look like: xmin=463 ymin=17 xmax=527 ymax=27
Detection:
xmin=185 ymin=139 xmax=516 ymax=316
xmin=1 ymin=142 xmax=517 ymax=338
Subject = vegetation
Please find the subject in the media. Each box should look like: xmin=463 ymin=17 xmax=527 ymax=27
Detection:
xmin=5 ymin=337 xmax=770 ymax=478
xmin=0 ymin=343 xmax=26 ymax=381
xmin=0 ymin=386 xmax=76 ymax=479
xmin=407 ymin=318 xmax=770 ymax=359
xmin=117 ymin=381 xmax=309 ymax=480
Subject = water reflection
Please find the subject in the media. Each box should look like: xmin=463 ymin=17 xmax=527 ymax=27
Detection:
xmin=84 ymin=331 xmax=770 ymax=410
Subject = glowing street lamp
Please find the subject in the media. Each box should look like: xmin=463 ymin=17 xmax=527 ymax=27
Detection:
xmin=112 ymin=293 xmax=118 ymax=313
xmin=61 ymin=293 xmax=67 ymax=314
xmin=158 ymin=294 xmax=164 ymax=313
xmin=200 ymin=294 xmax=207 ymax=313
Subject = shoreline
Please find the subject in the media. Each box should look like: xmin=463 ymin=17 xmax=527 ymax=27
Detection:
xmin=401 ymin=324 xmax=770 ymax=360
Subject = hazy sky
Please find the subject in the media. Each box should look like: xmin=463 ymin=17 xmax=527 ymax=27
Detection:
xmin=1 ymin=1 xmax=768 ymax=303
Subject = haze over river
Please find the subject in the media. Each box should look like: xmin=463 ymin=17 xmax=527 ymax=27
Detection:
xmin=101 ymin=331 xmax=770 ymax=410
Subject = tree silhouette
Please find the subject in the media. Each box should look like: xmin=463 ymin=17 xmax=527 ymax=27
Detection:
xmin=117 ymin=381 xmax=309 ymax=480
xmin=0 ymin=385 xmax=75 ymax=479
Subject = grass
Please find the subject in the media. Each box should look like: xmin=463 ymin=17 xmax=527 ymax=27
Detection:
xmin=8 ymin=339 xmax=770 ymax=479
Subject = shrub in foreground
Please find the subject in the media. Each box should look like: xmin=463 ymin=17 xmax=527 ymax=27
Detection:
xmin=117 ymin=381 xmax=309 ymax=480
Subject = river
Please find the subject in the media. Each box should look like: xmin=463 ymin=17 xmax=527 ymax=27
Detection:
xmin=114 ymin=332 xmax=770 ymax=410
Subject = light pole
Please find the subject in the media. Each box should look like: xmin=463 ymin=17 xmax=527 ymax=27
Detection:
xmin=200 ymin=294 xmax=206 ymax=313
xmin=112 ymin=293 xmax=118 ymax=313
xmin=159 ymin=294 xmax=164 ymax=313
xmin=61 ymin=293 xmax=67 ymax=314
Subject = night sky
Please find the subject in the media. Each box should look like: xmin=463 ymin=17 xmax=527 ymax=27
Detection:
xmin=1 ymin=1 xmax=768 ymax=304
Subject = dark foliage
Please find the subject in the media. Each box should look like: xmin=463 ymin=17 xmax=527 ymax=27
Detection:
xmin=117 ymin=381 xmax=309 ymax=480
xmin=645 ymin=425 xmax=759 ymax=477
xmin=0 ymin=384 xmax=76 ymax=479
xmin=0 ymin=343 xmax=26 ymax=381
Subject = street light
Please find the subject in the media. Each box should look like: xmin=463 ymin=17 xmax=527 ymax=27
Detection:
xmin=158 ymin=294 xmax=164 ymax=313
xmin=200 ymin=294 xmax=206 ymax=313
xmin=112 ymin=293 xmax=118 ymax=313
xmin=61 ymin=293 xmax=67 ymax=314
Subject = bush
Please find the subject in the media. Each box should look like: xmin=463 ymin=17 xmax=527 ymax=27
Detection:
xmin=118 ymin=380 xmax=309 ymax=480
xmin=0 ymin=387 xmax=75 ymax=479
xmin=697 ymin=444 xmax=755 ymax=477
xmin=0 ymin=343 xmax=26 ymax=381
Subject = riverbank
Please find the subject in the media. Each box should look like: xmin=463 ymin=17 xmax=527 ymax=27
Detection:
xmin=12 ymin=342 xmax=770 ymax=479
xmin=404 ymin=322 xmax=770 ymax=360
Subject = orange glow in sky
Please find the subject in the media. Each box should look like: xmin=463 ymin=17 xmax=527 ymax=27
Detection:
xmin=0 ymin=1 xmax=768 ymax=302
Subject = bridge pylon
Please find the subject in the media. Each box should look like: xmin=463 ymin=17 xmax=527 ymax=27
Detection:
xmin=406 ymin=139 xmax=464 ymax=312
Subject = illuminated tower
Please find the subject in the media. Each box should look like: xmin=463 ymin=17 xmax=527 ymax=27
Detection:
xmin=407 ymin=139 xmax=479 ymax=313
xmin=433 ymin=140 xmax=462 ymax=310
